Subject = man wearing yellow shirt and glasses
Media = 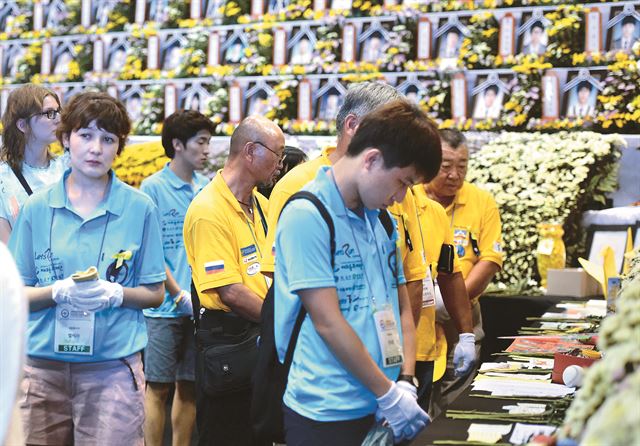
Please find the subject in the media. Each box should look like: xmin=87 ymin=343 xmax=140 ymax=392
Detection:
xmin=183 ymin=116 xmax=285 ymax=446
xmin=425 ymin=129 xmax=504 ymax=417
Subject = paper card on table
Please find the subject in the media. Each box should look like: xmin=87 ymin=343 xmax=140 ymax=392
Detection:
xmin=506 ymin=357 xmax=555 ymax=369
xmin=502 ymin=403 xmax=547 ymax=415
xmin=467 ymin=423 xmax=513 ymax=444
xmin=472 ymin=378 xmax=575 ymax=398
xmin=509 ymin=423 xmax=556 ymax=445
xmin=480 ymin=362 xmax=521 ymax=371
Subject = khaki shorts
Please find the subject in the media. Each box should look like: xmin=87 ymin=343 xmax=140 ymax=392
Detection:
xmin=20 ymin=353 xmax=145 ymax=446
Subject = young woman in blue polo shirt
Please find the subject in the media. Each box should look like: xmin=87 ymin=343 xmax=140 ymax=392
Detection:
xmin=0 ymin=84 xmax=68 ymax=243
xmin=9 ymin=92 xmax=166 ymax=445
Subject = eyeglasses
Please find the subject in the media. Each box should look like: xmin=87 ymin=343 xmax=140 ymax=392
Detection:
xmin=253 ymin=141 xmax=285 ymax=162
xmin=30 ymin=108 xmax=61 ymax=120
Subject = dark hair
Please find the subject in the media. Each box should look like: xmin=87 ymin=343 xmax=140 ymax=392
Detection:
xmin=439 ymin=129 xmax=467 ymax=150
xmin=56 ymin=92 xmax=130 ymax=154
xmin=0 ymin=84 xmax=61 ymax=171
xmin=530 ymin=20 xmax=544 ymax=32
xmin=257 ymin=146 xmax=308 ymax=197
xmin=577 ymin=80 xmax=593 ymax=92
xmin=485 ymin=84 xmax=499 ymax=95
xmin=346 ymin=99 xmax=441 ymax=182
xmin=621 ymin=16 xmax=636 ymax=27
xmin=161 ymin=110 xmax=216 ymax=158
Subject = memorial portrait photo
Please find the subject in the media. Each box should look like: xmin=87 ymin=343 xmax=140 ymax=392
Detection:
xmin=566 ymin=80 xmax=597 ymax=119
xmin=610 ymin=15 xmax=639 ymax=52
xmin=472 ymin=83 xmax=503 ymax=120
xmin=521 ymin=20 xmax=547 ymax=55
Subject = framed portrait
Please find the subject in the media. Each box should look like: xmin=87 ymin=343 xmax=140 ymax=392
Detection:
xmin=51 ymin=43 xmax=76 ymax=76
xmin=435 ymin=18 xmax=468 ymax=69
xmin=396 ymin=77 xmax=428 ymax=104
xmin=315 ymin=82 xmax=345 ymax=121
xmin=105 ymin=40 xmax=129 ymax=73
xmin=563 ymin=70 xmax=600 ymax=119
xmin=181 ymin=85 xmax=211 ymax=114
xmin=541 ymin=71 xmax=560 ymax=120
xmin=268 ymin=0 xmax=291 ymax=15
xmin=360 ymin=30 xmax=387 ymax=63
xmin=205 ymin=0 xmax=225 ymax=22
xmin=161 ymin=35 xmax=186 ymax=71
xmin=223 ymin=32 xmax=248 ymax=65
xmin=0 ymin=43 xmax=27 ymax=79
xmin=606 ymin=6 xmax=640 ymax=53
xmin=121 ymin=87 xmax=145 ymax=123
xmin=518 ymin=13 xmax=550 ymax=56
xmin=92 ymin=0 xmax=119 ymax=28
xmin=471 ymin=77 xmax=507 ymax=120
xmin=288 ymin=27 xmax=317 ymax=66
xmin=148 ymin=0 xmax=171 ymax=23
xmin=0 ymin=1 xmax=22 ymax=34
xmin=244 ymin=82 xmax=277 ymax=117
xmin=43 ymin=0 xmax=69 ymax=30
xmin=586 ymin=225 xmax=638 ymax=274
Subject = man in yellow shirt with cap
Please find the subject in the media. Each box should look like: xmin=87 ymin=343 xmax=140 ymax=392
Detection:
xmin=425 ymin=129 xmax=504 ymax=417
xmin=183 ymin=115 xmax=285 ymax=446
xmin=263 ymin=83 xmax=427 ymax=328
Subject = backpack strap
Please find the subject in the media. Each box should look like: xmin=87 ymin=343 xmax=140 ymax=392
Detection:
xmin=10 ymin=165 xmax=33 ymax=196
xmin=279 ymin=191 xmax=335 ymax=368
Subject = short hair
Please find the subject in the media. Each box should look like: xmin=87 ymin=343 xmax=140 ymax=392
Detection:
xmin=335 ymin=82 xmax=402 ymax=137
xmin=621 ymin=16 xmax=636 ymax=27
xmin=530 ymin=20 xmax=544 ymax=32
xmin=577 ymin=80 xmax=593 ymax=92
xmin=56 ymin=92 xmax=130 ymax=155
xmin=0 ymin=84 xmax=61 ymax=171
xmin=346 ymin=99 xmax=442 ymax=182
xmin=161 ymin=110 xmax=216 ymax=158
xmin=485 ymin=84 xmax=499 ymax=95
xmin=439 ymin=129 xmax=467 ymax=150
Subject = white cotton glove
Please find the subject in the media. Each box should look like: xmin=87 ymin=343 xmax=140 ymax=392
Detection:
xmin=375 ymin=382 xmax=430 ymax=442
xmin=71 ymin=280 xmax=124 ymax=312
xmin=434 ymin=283 xmax=451 ymax=323
xmin=52 ymin=277 xmax=103 ymax=305
xmin=172 ymin=290 xmax=193 ymax=316
xmin=453 ymin=333 xmax=476 ymax=377
xmin=396 ymin=380 xmax=418 ymax=400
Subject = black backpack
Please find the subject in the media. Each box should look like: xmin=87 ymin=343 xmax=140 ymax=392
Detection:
xmin=250 ymin=191 xmax=395 ymax=443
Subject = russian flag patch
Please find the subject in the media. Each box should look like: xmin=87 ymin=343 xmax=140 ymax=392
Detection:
xmin=204 ymin=260 xmax=225 ymax=275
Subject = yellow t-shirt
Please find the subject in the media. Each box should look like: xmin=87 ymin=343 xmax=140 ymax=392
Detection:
xmin=442 ymin=181 xmax=504 ymax=285
xmin=184 ymin=171 xmax=269 ymax=310
xmin=387 ymin=188 xmax=427 ymax=283
xmin=412 ymin=185 xmax=462 ymax=361
xmin=261 ymin=147 xmax=334 ymax=273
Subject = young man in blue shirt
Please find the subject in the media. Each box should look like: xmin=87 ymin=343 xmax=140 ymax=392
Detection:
xmin=140 ymin=110 xmax=214 ymax=446
xmin=274 ymin=99 xmax=442 ymax=445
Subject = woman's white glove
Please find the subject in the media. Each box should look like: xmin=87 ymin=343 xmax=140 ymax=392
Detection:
xmin=375 ymin=382 xmax=430 ymax=442
xmin=70 ymin=280 xmax=124 ymax=312
xmin=51 ymin=277 xmax=103 ymax=306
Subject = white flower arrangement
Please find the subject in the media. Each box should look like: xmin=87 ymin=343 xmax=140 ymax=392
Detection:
xmin=467 ymin=131 xmax=624 ymax=292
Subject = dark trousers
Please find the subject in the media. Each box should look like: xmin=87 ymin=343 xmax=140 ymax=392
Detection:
xmin=415 ymin=360 xmax=434 ymax=411
xmin=283 ymin=405 xmax=375 ymax=446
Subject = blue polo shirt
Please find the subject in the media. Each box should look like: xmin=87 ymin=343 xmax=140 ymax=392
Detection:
xmin=140 ymin=163 xmax=209 ymax=318
xmin=8 ymin=169 xmax=166 ymax=362
xmin=274 ymin=166 xmax=406 ymax=422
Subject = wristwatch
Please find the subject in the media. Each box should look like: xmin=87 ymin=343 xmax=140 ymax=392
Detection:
xmin=397 ymin=374 xmax=419 ymax=388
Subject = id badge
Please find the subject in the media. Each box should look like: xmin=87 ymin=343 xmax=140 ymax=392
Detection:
xmin=373 ymin=304 xmax=404 ymax=368
xmin=422 ymin=267 xmax=436 ymax=308
xmin=54 ymin=304 xmax=95 ymax=355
